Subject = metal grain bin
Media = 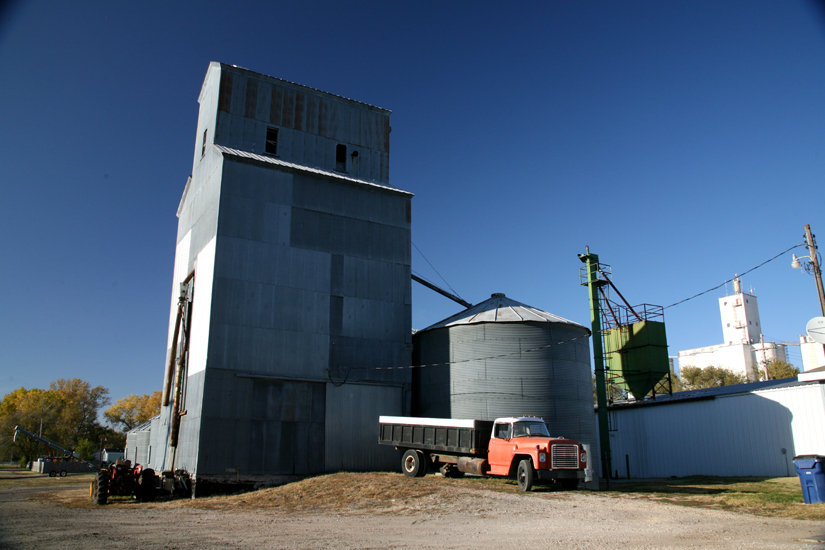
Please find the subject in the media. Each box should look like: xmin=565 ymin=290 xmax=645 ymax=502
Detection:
xmin=412 ymin=293 xmax=594 ymax=447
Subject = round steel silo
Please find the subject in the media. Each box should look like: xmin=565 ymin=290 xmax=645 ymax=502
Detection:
xmin=412 ymin=293 xmax=595 ymax=447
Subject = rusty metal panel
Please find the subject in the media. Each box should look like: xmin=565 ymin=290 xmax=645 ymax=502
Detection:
xmin=294 ymin=91 xmax=305 ymax=132
xmin=269 ymin=84 xmax=283 ymax=125
xmin=218 ymin=72 xmax=232 ymax=113
xmin=244 ymin=79 xmax=257 ymax=118
xmin=281 ymin=87 xmax=295 ymax=129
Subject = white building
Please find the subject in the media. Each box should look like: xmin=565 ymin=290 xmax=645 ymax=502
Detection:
xmin=603 ymin=377 xmax=825 ymax=478
xmin=800 ymin=335 xmax=825 ymax=371
xmin=678 ymin=278 xmax=786 ymax=381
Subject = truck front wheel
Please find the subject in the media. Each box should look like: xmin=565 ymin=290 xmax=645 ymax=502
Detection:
xmin=516 ymin=459 xmax=535 ymax=492
xmin=401 ymin=449 xmax=427 ymax=478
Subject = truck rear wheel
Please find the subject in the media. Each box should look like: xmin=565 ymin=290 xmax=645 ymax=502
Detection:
xmin=516 ymin=459 xmax=534 ymax=492
xmin=401 ymin=449 xmax=427 ymax=477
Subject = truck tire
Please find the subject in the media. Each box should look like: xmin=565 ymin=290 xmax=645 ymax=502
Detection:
xmin=516 ymin=459 xmax=535 ymax=492
xmin=401 ymin=449 xmax=427 ymax=478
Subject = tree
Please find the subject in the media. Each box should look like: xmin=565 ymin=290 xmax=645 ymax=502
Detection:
xmin=680 ymin=366 xmax=745 ymax=391
xmin=104 ymin=391 xmax=161 ymax=432
xmin=669 ymin=367 xmax=683 ymax=393
xmin=0 ymin=379 xmax=111 ymax=463
xmin=0 ymin=388 xmax=63 ymax=463
xmin=49 ymin=378 xmax=109 ymax=448
xmin=760 ymin=359 xmax=799 ymax=381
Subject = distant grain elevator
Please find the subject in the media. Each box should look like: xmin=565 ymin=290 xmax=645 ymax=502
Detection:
xmin=127 ymin=63 xmax=412 ymax=493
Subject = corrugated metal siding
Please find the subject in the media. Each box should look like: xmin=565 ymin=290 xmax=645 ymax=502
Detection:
xmin=607 ymin=382 xmax=825 ymax=478
xmin=414 ymin=322 xmax=595 ymax=449
xmin=125 ymin=429 xmax=151 ymax=465
xmin=325 ymin=383 xmax=404 ymax=471
xmin=196 ymin=371 xmax=325 ymax=476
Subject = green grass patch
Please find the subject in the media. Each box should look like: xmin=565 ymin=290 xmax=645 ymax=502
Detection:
xmin=602 ymin=476 xmax=825 ymax=520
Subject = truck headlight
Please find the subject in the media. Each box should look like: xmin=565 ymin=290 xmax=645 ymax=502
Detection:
xmin=580 ymin=451 xmax=587 ymax=463
xmin=539 ymin=452 xmax=547 ymax=463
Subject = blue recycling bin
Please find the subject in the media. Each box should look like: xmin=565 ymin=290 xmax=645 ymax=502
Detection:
xmin=793 ymin=455 xmax=825 ymax=504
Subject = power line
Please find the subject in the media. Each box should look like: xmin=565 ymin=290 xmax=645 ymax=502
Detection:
xmin=664 ymin=243 xmax=806 ymax=310
xmin=349 ymin=331 xmax=591 ymax=372
xmin=412 ymin=240 xmax=465 ymax=302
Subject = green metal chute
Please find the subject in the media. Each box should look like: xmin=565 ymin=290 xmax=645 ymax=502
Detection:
xmin=604 ymin=320 xmax=669 ymax=399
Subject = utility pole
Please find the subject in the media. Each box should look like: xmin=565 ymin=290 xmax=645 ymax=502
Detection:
xmin=803 ymin=224 xmax=825 ymax=316
xmin=579 ymin=247 xmax=612 ymax=486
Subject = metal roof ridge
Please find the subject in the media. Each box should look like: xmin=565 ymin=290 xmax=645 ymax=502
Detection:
xmin=213 ymin=144 xmax=413 ymax=197
xmin=418 ymin=292 xmax=588 ymax=331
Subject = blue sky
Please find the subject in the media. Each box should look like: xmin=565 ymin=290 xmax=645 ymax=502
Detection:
xmin=1 ymin=1 xmax=824 ymax=404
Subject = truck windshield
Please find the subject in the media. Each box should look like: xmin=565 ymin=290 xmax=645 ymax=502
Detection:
xmin=512 ymin=421 xmax=550 ymax=438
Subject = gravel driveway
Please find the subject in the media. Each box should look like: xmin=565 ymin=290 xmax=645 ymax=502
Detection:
xmin=1 ymin=482 xmax=823 ymax=549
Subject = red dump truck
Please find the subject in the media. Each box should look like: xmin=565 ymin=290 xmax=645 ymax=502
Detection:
xmin=378 ymin=415 xmax=586 ymax=491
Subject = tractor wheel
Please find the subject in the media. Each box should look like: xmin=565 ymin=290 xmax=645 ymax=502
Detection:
xmin=516 ymin=459 xmax=535 ymax=492
xmin=59 ymin=470 xmax=67 ymax=477
xmin=138 ymin=469 xmax=156 ymax=501
xmin=92 ymin=470 xmax=109 ymax=505
xmin=48 ymin=470 xmax=56 ymax=477
xmin=401 ymin=449 xmax=427 ymax=478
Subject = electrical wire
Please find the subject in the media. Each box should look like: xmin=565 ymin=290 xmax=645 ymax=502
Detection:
xmin=353 ymin=243 xmax=805 ymax=373
xmin=412 ymin=240 xmax=466 ymax=302
xmin=664 ymin=243 xmax=806 ymax=310
xmin=351 ymin=331 xmax=591 ymax=372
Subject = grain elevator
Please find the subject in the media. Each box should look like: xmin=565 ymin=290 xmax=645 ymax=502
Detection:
xmin=127 ymin=63 xmax=412 ymax=493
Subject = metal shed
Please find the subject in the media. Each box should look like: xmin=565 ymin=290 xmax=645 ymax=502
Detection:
xmin=604 ymin=378 xmax=825 ymax=478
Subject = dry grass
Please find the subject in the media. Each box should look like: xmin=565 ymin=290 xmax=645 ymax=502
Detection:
xmin=0 ymin=464 xmax=94 ymax=489
xmin=4 ymin=464 xmax=823 ymax=521
xmin=175 ymin=472 xmax=465 ymax=514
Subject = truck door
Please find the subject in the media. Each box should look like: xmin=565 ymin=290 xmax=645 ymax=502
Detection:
xmin=486 ymin=422 xmax=514 ymax=476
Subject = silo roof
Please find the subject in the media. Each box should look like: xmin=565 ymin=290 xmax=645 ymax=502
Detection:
xmin=421 ymin=293 xmax=588 ymax=332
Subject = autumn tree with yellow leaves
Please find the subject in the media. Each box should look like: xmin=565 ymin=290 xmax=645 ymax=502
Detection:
xmin=103 ymin=391 xmax=161 ymax=432
xmin=0 ymin=378 xmax=119 ymax=463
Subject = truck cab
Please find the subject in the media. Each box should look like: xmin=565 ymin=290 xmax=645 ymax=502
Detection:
xmin=486 ymin=416 xmax=586 ymax=491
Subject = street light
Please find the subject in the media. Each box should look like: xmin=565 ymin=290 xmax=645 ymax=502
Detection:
xmin=791 ymin=224 xmax=825 ymax=316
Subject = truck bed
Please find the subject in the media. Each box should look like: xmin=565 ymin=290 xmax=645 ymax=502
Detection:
xmin=378 ymin=416 xmax=493 ymax=456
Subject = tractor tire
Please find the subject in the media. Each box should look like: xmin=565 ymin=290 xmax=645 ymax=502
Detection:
xmin=92 ymin=470 xmax=109 ymax=505
xmin=138 ymin=469 xmax=156 ymax=502
xmin=516 ymin=459 xmax=535 ymax=492
xmin=401 ymin=449 xmax=428 ymax=478
xmin=59 ymin=470 xmax=67 ymax=477
xmin=48 ymin=470 xmax=56 ymax=477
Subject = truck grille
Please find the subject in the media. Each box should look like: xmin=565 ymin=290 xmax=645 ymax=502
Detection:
xmin=551 ymin=444 xmax=579 ymax=469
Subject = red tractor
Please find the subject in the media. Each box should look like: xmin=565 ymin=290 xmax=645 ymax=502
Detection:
xmin=90 ymin=459 xmax=158 ymax=505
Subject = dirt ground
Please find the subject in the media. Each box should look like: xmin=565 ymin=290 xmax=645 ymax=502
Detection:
xmin=1 ymin=473 xmax=824 ymax=550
